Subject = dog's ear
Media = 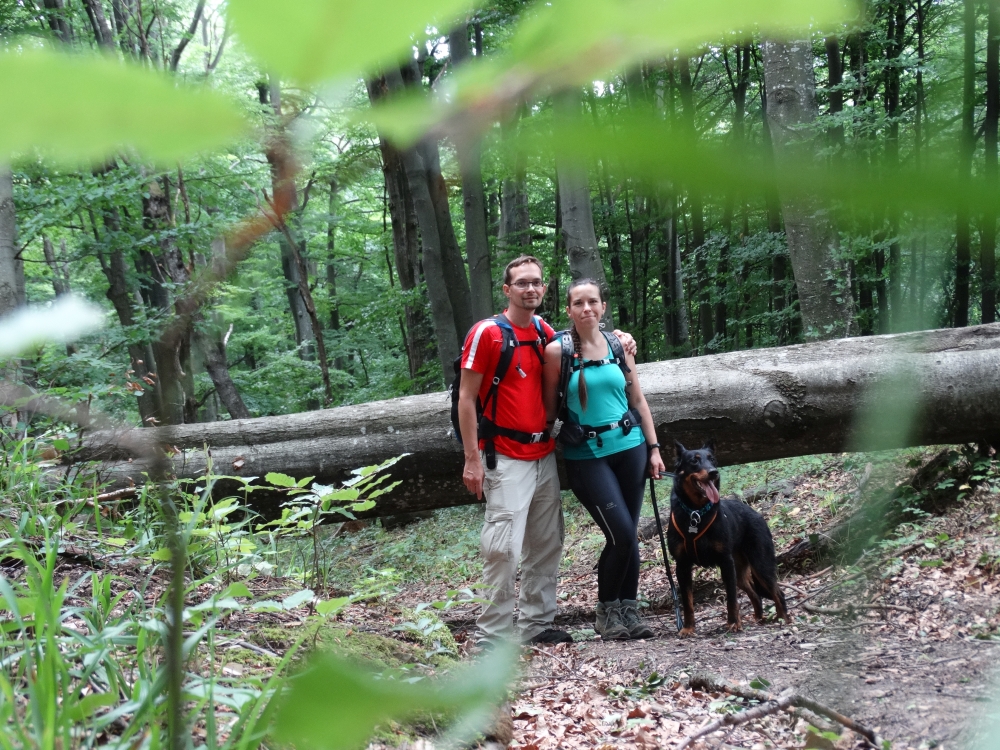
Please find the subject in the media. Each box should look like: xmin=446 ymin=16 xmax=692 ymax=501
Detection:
xmin=703 ymin=437 xmax=716 ymax=455
xmin=673 ymin=440 xmax=686 ymax=458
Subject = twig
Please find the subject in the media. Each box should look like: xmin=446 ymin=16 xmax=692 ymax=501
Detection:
xmin=803 ymin=602 xmax=914 ymax=616
xmin=95 ymin=487 xmax=138 ymax=503
xmin=221 ymin=638 xmax=281 ymax=659
xmin=684 ymin=673 xmax=882 ymax=749
xmin=792 ymin=569 xmax=867 ymax=608
xmin=527 ymin=645 xmax=575 ymax=672
xmin=675 ymin=693 xmax=796 ymax=749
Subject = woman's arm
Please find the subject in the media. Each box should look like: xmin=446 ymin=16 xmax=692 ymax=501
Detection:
xmin=624 ymin=352 xmax=666 ymax=478
xmin=542 ymin=339 xmax=563 ymax=424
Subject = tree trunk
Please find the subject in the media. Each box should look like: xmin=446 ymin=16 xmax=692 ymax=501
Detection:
xmin=261 ymin=81 xmax=316 ymax=358
xmin=0 ymin=168 xmax=24 ymax=318
xmin=555 ymin=89 xmax=613 ymax=329
xmin=92 ymin=203 xmax=160 ymax=424
xmin=382 ymin=69 xmax=461 ymax=384
xmin=82 ymin=0 xmax=114 ymax=49
xmin=983 ymin=0 xmax=999 ymax=325
xmin=75 ymin=323 xmax=1000 ymax=517
xmin=420 ymin=136 xmax=474 ymax=337
xmin=449 ymin=24 xmax=493 ymax=322
xmin=42 ymin=0 xmax=74 ymax=44
xmin=678 ymin=58 xmax=713 ymax=351
xmin=956 ymin=0 xmax=976 ymax=328
xmin=142 ymin=178 xmax=193 ymax=425
xmin=763 ymin=39 xmax=853 ymax=340
xmin=195 ymin=240 xmax=252 ymax=420
xmin=366 ymin=78 xmax=429 ymax=382
xmin=497 ymin=107 xmax=531 ymax=265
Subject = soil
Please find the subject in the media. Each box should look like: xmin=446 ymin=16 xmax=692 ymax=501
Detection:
xmin=354 ymin=454 xmax=1000 ymax=749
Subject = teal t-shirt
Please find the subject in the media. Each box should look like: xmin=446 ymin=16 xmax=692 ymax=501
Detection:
xmin=562 ymin=340 xmax=644 ymax=460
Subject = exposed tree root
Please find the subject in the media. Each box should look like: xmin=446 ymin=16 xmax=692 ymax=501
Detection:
xmin=680 ymin=673 xmax=882 ymax=749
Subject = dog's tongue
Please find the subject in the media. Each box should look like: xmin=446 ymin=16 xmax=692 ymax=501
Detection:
xmin=702 ymin=480 xmax=720 ymax=505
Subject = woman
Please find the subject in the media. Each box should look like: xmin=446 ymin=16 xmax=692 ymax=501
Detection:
xmin=543 ymin=278 xmax=666 ymax=640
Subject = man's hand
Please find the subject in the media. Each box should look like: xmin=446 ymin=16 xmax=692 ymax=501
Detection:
xmin=612 ymin=329 xmax=637 ymax=357
xmin=464 ymin=455 xmax=485 ymax=499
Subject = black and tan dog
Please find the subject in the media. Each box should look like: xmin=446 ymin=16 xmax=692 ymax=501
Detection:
xmin=667 ymin=440 xmax=790 ymax=636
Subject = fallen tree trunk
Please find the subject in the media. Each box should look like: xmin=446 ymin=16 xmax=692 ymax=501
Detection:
xmin=68 ymin=324 xmax=1000 ymax=517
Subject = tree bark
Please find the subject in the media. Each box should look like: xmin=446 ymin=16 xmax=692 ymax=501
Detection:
xmin=92 ymin=203 xmax=160 ymax=424
xmin=366 ymin=77 xmax=430 ymax=382
xmin=983 ymin=0 xmax=999 ymax=325
xmin=449 ymin=24 xmax=493 ymax=322
xmin=142 ymin=178 xmax=193 ymax=425
xmin=554 ymin=89 xmax=614 ymax=329
xmin=382 ymin=69 xmax=461 ymax=384
xmin=195 ymin=240 xmax=251 ymax=420
xmin=42 ymin=0 xmax=74 ymax=44
xmin=0 ymin=168 xmax=24 ymax=318
xmin=763 ymin=39 xmax=853 ymax=340
xmin=75 ymin=323 xmax=1000 ymax=517
xmin=82 ymin=0 xmax=114 ymax=49
xmin=956 ymin=0 xmax=976 ymax=328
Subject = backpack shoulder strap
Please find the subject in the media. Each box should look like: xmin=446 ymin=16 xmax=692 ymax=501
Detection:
xmin=555 ymin=330 xmax=575 ymax=421
xmin=602 ymin=330 xmax=631 ymax=374
xmin=482 ymin=315 xmax=517 ymax=418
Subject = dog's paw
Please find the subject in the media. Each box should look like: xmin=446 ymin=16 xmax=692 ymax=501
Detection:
xmin=679 ymin=627 xmax=696 ymax=637
xmin=726 ymin=621 xmax=743 ymax=633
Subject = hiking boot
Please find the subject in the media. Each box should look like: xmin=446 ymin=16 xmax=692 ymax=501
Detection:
xmin=595 ymin=600 xmax=630 ymax=640
xmin=620 ymin=599 xmax=655 ymax=639
xmin=524 ymin=628 xmax=574 ymax=645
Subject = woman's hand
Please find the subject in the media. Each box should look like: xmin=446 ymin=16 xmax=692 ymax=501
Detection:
xmin=648 ymin=448 xmax=666 ymax=479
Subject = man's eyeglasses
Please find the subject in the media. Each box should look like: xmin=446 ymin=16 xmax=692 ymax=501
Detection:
xmin=510 ymin=280 xmax=546 ymax=290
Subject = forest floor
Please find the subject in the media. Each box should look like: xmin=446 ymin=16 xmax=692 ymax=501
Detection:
xmin=13 ymin=448 xmax=1000 ymax=749
xmin=322 ymin=448 xmax=1000 ymax=750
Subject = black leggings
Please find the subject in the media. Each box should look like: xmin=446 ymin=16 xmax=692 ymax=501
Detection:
xmin=565 ymin=442 xmax=648 ymax=602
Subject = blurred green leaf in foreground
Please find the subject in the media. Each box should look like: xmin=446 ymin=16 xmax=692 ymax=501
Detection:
xmin=365 ymin=0 xmax=859 ymax=147
xmin=274 ymin=644 xmax=517 ymax=750
xmin=0 ymin=47 xmax=246 ymax=166
xmin=228 ymin=0 xmax=480 ymax=85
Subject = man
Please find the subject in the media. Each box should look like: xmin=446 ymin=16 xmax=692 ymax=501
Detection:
xmin=458 ymin=255 xmax=635 ymax=647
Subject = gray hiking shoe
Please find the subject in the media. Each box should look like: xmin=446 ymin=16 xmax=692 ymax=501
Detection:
xmin=620 ymin=599 xmax=655 ymax=639
xmin=595 ymin=600 xmax=630 ymax=640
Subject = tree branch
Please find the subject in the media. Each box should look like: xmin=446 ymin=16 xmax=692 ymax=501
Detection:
xmin=169 ymin=0 xmax=206 ymax=72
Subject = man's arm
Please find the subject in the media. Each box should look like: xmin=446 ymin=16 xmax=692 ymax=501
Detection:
xmin=612 ymin=329 xmax=637 ymax=357
xmin=458 ymin=369 xmax=486 ymax=499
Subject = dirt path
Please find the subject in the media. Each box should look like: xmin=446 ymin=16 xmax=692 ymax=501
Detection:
xmin=424 ymin=476 xmax=1000 ymax=749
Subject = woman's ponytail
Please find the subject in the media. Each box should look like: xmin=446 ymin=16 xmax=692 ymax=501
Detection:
xmin=570 ymin=325 xmax=588 ymax=412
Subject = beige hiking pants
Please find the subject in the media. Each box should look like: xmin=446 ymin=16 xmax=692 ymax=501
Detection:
xmin=476 ymin=451 xmax=564 ymax=643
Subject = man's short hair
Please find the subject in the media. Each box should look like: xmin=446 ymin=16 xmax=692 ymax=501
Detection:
xmin=504 ymin=255 xmax=544 ymax=285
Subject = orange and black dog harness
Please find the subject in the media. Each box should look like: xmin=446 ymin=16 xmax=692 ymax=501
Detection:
xmin=671 ymin=506 xmax=718 ymax=563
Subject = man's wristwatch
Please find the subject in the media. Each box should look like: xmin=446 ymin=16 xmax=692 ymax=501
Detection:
xmin=647 ymin=442 xmax=661 ymax=452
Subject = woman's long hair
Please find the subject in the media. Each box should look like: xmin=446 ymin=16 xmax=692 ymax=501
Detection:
xmin=566 ymin=278 xmax=605 ymax=412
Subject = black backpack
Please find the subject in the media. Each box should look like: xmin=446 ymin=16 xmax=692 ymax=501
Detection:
xmin=450 ymin=314 xmax=549 ymax=469
xmin=553 ymin=330 xmax=637 ymax=448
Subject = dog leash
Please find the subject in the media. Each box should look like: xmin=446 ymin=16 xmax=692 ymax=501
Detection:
xmin=648 ymin=474 xmax=683 ymax=633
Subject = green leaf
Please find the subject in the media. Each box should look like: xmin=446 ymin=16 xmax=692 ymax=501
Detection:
xmin=349 ymin=500 xmax=376 ymax=513
xmin=274 ymin=645 xmax=516 ymax=750
xmin=65 ymin=691 xmax=118 ymax=721
xmin=316 ymin=596 xmax=350 ymax=616
xmin=51 ymin=439 xmax=71 ymax=451
xmin=282 ymin=589 xmax=315 ymax=610
xmin=228 ymin=0 xmax=477 ymax=84
xmin=265 ymin=472 xmax=298 ymax=488
xmin=0 ymin=47 xmax=246 ymax=166
xmin=365 ymin=0 xmax=857 ymax=146
xmin=749 ymin=676 xmax=771 ymax=690
xmin=151 ymin=548 xmax=172 ymax=561
xmin=221 ymin=582 xmax=253 ymax=599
